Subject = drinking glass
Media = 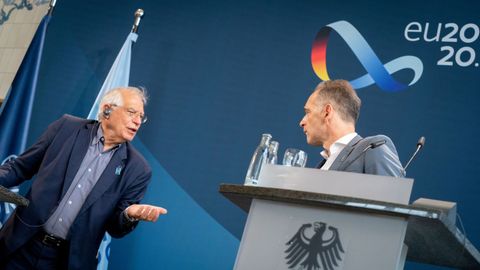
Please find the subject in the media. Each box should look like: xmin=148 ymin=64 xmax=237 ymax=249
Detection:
xmin=282 ymin=148 xmax=308 ymax=167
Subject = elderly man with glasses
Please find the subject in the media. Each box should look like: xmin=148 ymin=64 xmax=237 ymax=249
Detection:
xmin=0 ymin=87 xmax=167 ymax=270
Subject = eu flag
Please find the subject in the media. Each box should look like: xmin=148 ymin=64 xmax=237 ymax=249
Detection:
xmin=0 ymin=14 xmax=51 ymax=226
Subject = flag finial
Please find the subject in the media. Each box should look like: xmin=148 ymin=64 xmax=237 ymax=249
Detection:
xmin=47 ymin=0 xmax=57 ymax=16
xmin=132 ymin=9 xmax=144 ymax=33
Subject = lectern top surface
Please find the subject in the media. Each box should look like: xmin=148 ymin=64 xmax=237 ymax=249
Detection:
xmin=220 ymin=184 xmax=439 ymax=219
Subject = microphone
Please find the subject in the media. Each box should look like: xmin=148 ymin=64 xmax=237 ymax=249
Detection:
xmin=339 ymin=139 xmax=387 ymax=167
xmin=403 ymin=136 xmax=426 ymax=172
xmin=363 ymin=139 xmax=387 ymax=152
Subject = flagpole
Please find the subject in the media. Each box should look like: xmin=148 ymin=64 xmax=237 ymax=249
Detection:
xmin=47 ymin=0 xmax=57 ymax=16
xmin=131 ymin=9 xmax=144 ymax=33
xmin=95 ymin=9 xmax=142 ymax=269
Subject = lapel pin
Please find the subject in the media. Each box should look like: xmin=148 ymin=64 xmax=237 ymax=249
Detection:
xmin=115 ymin=165 xmax=123 ymax=175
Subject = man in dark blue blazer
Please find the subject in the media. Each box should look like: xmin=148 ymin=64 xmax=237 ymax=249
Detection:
xmin=0 ymin=87 xmax=167 ymax=269
xmin=300 ymin=80 xmax=404 ymax=177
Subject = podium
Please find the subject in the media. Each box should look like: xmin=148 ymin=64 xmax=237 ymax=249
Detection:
xmin=220 ymin=166 xmax=480 ymax=270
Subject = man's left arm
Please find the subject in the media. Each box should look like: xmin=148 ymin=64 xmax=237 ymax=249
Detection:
xmin=364 ymin=137 xmax=405 ymax=178
xmin=106 ymin=169 xmax=167 ymax=238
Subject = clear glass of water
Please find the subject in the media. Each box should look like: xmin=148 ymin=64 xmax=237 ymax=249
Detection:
xmin=282 ymin=148 xmax=308 ymax=167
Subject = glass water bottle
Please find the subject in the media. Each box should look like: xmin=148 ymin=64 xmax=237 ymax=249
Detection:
xmin=266 ymin=141 xmax=279 ymax=164
xmin=244 ymin=134 xmax=272 ymax=185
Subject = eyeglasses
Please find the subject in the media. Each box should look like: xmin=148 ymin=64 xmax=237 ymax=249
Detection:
xmin=111 ymin=104 xmax=147 ymax=124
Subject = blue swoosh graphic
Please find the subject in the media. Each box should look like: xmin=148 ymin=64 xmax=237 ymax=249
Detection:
xmin=322 ymin=20 xmax=423 ymax=91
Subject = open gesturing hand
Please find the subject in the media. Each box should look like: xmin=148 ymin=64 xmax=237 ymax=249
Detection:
xmin=126 ymin=204 xmax=167 ymax=222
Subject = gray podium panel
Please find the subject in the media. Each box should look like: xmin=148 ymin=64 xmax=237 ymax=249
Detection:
xmin=234 ymin=199 xmax=407 ymax=270
xmin=258 ymin=164 xmax=413 ymax=204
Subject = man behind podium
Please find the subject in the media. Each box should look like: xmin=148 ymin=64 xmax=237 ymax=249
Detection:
xmin=0 ymin=87 xmax=167 ymax=269
xmin=299 ymin=80 xmax=404 ymax=177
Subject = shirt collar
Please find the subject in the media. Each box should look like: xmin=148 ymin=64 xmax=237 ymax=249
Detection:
xmin=91 ymin=125 xmax=104 ymax=146
xmin=320 ymin=132 xmax=358 ymax=159
xmin=92 ymin=125 xmax=122 ymax=151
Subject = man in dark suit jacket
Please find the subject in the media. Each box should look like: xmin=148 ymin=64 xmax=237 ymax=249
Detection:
xmin=299 ymin=80 xmax=404 ymax=177
xmin=0 ymin=87 xmax=167 ymax=269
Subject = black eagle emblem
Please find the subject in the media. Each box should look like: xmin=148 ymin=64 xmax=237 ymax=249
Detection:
xmin=285 ymin=222 xmax=344 ymax=270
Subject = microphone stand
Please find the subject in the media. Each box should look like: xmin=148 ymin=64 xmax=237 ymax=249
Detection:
xmin=403 ymin=136 xmax=426 ymax=172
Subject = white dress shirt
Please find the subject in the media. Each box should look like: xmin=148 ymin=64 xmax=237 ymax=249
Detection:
xmin=320 ymin=132 xmax=358 ymax=170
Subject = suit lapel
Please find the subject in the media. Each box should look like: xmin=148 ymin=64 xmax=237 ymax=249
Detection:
xmin=329 ymin=135 xmax=363 ymax=171
xmin=316 ymin=159 xmax=327 ymax=169
xmin=78 ymin=143 xmax=128 ymax=215
xmin=61 ymin=122 xmax=98 ymax=197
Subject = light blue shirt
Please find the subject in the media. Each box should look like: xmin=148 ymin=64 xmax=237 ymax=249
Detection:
xmin=44 ymin=126 xmax=120 ymax=239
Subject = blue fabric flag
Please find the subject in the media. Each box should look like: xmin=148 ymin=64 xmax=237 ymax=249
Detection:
xmin=94 ymin=32 xmax=138 ymax=270
xmin=88 ymin=32 xmax=138 ymax=120
xmin=0 ymin=15 xmax=51 ymax=227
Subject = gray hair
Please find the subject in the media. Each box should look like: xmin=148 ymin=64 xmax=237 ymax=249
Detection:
xmin=314 ymin=80 xmax=361 ymax=124
xmin=98 ymin=86 xmax=148 ymax=120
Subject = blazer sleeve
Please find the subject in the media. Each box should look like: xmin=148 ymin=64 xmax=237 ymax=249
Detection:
xmin=0 ymin=116 xmax=67 ymax=187
xmin=105 ymin=160 xmax=152 ymax=238
xmin=364 ymin=136 xmax=405 ymax=177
